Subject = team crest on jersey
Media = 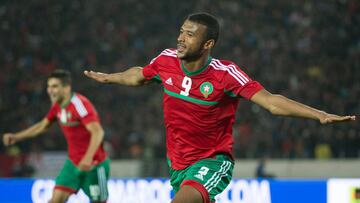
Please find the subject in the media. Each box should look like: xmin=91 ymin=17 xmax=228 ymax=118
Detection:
xmin=200 ymin=82 xmax=213 ymax=98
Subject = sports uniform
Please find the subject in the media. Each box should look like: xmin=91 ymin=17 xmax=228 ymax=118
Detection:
xmin=142 ymin=48 xmax=263 ymax=202
xmin=46 ymin=93 xmax=109 ymax=202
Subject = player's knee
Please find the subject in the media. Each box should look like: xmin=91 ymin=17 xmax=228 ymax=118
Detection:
xmin=49 ymin=197 xmax=65 ymax=203
xmin=49 ymin=191 xmax=70 ymax=203
xmin=172 ymin=185 xmax=204 ymax=203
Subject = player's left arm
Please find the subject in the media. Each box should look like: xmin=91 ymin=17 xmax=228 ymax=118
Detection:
xmin=251 ymin=89 xmax=356 ymax=124
xmin=78 ymin=121 xmax=105 ymax=171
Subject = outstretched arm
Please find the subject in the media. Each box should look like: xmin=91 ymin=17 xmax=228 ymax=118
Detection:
xmin=251 ymin=89 xmax=356 ymax=124
xmin=2 ymin=118 xmax=52 ymax=146
xmin=84 ymin=66 xmax=149 ymax=86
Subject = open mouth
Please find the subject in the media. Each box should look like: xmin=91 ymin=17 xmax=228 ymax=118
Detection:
xmin=177 ymin=44 xmax=186 ymax=52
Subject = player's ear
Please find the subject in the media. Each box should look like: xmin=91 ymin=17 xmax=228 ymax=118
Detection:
xmin=203 ymin=39 xmax=215 ymax=50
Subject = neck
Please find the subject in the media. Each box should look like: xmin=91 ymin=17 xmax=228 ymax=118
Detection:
xmin=182 ymin=53 xmax=210 ymax=72
xmin=60 ymin=92 xmax=72 ymax=107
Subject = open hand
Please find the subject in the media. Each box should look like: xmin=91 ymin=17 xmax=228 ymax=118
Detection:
xmin=84 ymin=70 xmax=110 ymax=83
xmin=320 ymin=113 xmax=356 ymax=124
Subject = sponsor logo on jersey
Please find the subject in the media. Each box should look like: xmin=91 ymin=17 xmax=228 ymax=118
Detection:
xmin=165 ymin=77 xmax=173 ymax=85
xmin=200 ymin=82 xmax=213 ymax=98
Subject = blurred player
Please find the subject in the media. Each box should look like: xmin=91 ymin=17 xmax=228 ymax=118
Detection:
xmin=2 ymin=69 xmax=109 ymax=203
xmin=84 ymin=13 xmax=356 ymax=203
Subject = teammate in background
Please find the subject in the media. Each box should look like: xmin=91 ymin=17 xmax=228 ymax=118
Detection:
xmin=2 ymin=69 xmax=109 ymax=203
xmin=84 ymin=13 xmax=356 ymax=203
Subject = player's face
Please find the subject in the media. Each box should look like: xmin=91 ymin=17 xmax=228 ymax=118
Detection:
xmin=177 ymin=20 xmax=208 ymax=60
xmin=47 ymin=78 xmax=67 ymax=104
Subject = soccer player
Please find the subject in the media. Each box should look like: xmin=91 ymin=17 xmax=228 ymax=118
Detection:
xmin=84 ymin=13 xmax=356 ymax=203
xmin=2 ymin=69 xmax=109 ymax=203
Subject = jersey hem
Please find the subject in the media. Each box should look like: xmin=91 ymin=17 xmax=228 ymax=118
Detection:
xmin=169 ymin=153 xmax=234 ymax=170
xmin=68 ymin=155 xmax=108 ymax=166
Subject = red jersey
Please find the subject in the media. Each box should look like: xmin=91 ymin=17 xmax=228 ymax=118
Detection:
xmin=46 ymin=93 xmax=106 ymax=165
xmin=142 ymin=49 xmax=264 ymax=170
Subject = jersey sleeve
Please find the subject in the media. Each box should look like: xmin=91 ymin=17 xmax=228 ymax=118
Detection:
xmin=142 ymin=57 xmax=159 ymax=81
xmin=142 ymin=49 xmax=175 ymax=83
xmin=73 ymin=97 xmax=100 ymax=125
xmin=222 ymin=63 xmax=264 ymax=100
xmin=45 ymin=104 xmax=58 ymax=122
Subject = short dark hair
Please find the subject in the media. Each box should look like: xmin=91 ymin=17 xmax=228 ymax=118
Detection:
xmin=186 ymin=12 xmax=220 ymax=44
xmin=48 ymin=69 xmax=72 ymax=86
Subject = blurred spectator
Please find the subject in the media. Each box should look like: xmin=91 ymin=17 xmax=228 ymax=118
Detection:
xmin=315 ymin=143 xmax=332 ymax=159
xmin=255 ymin=157 xmax=275 ymax=178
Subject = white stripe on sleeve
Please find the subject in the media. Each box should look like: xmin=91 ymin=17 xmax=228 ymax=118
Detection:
xmin=71 ymin=96 xmax=88 ymax=117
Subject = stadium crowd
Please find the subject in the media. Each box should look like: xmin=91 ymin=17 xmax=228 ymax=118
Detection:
xmin=0 ymin=0 xmax=359 ymax=176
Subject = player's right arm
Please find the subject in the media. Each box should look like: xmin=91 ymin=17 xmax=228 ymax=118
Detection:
xmin=2 ymin=118 xmax=52 ymax=146
xmin=84 ymin=67 xmax=148 ymax=86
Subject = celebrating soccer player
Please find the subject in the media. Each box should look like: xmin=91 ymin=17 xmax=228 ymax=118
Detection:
xmin=3 ymin=69 xmax=109 ymax=203
xmin=84 ymin=13 xmax=355 ymax=203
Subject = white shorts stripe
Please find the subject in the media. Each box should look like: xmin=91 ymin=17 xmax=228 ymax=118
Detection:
xmin=207 ymin=161 xmax=232 ymax=192
xmin=97 ymin=166 xmax=107 ymax=201
xmin=204 ymin=161 xmax=228 ymax=190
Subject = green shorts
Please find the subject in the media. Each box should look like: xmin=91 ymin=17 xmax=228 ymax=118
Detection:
xmin=169 ymin=154 xmax=234 ymax=203
xmin=55 ymin=158 xmax=110 ymax=202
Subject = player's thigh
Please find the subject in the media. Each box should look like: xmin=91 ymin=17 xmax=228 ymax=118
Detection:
xmin=181 ymin=154 xmax=234 ymax=203
xmin=49 ymin=189 xmax=72 ymax=203
xmin=54 ymin=159 xmax=81 ymax=194
xmin=81 ymin=158 xmax=110 ymax=202
xmin=172 ymin=185 xmax=203 ymax=203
